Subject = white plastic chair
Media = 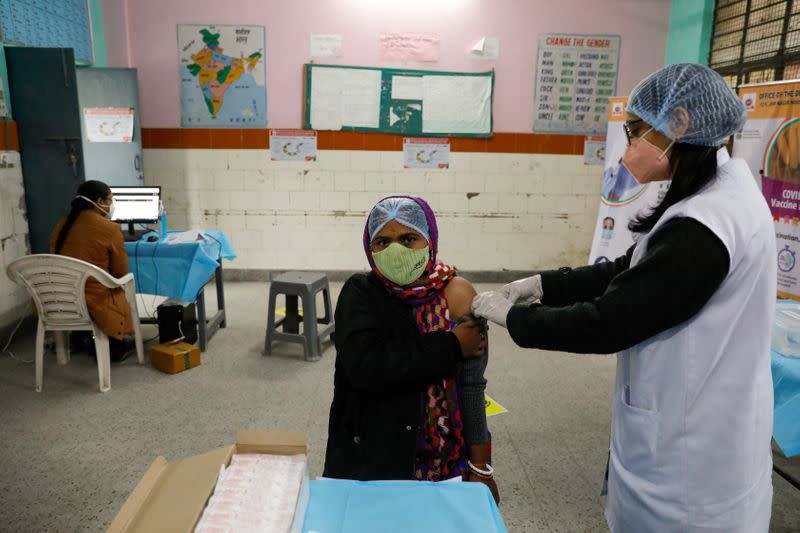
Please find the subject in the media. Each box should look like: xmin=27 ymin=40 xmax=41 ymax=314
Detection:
xmin=6 ymin=254 xmax=145 ymax=392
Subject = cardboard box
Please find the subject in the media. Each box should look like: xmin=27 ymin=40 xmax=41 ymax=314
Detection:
xmin=150 ymin=341 xmax=201 ymax=374
xmin=108 ymin=431 xmax=309 ymax=533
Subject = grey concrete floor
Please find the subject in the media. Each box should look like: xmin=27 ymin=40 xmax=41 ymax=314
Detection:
xmin=0 ymin=281 xmax=798 ymax=532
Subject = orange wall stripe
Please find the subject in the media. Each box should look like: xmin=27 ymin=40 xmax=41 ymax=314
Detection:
xmin=142 ymin=128 xmax=585 ymax=155
xmin=1 ymin=123 xmax=581 ymax=155
xmin=0 ymin=120 xmax=19 ymax=151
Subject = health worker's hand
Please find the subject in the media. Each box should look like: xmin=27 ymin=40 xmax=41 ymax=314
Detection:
xmin=499 ymin=274 xmax=543 ymax=304
xmin=470 ymin=292 xmax=513 ymax=328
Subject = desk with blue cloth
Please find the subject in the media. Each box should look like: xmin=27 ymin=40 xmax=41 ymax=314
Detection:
xmin=302 ymin=479 xmax=507 ymax=533
xmin=771 ymin=299 xmax=800 ymax=490
xmin=772 ymin=349 xmax=800 ymax=490
xmin=125 ymin=230 xmax=236 ymax=351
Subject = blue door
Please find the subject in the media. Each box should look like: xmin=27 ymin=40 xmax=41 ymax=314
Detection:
xmin=6 ymin=47 xmax=84 ymax=253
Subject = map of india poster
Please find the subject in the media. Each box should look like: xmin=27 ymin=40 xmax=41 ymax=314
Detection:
xmin=178 ymin=24 xmax=267 ymax=127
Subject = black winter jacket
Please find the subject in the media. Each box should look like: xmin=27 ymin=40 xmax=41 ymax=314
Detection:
xmin=323 ymin=272 xmax=477 ymax=480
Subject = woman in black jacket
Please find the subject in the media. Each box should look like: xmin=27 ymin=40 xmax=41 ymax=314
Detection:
xmin=323 ymin=196 xmax=499 ymax=502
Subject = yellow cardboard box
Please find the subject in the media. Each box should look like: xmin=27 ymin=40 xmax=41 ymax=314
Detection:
xmin=150 ymin=341 xmax=200 ymax=374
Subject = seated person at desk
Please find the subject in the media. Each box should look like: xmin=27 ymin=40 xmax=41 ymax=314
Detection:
xmin=324 ymin=196 xmax=499 ymax=502
xmin=50 ymin=180 xmax=135 ymax=362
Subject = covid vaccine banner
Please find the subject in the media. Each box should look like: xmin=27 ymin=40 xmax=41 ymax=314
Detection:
xmin=587 ymin=97 xmax=667 ymax=265
xmin=735 ymin=81 xmax=800 ymax=300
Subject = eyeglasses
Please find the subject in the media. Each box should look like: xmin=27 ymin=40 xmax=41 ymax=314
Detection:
xmin=623 ymin=119 xmax=644 ymax=145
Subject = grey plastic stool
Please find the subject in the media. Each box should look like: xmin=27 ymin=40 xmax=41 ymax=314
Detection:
xmin=264 ymin=272 xmax=335 ymax=361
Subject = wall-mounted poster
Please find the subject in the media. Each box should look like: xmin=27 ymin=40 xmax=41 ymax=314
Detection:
xmin=588 ymin=97 xmax=668 ymax=265
xmin=734 ymin=80 xmax=800 ymax=300
xmin=83 ymin=108 xmax=134 ymax=143
xmin=270 ymin=130 xmax=317 ymax=161
xmin=533 ymin=33 xmax=621 ymax=135
xmin=178 ymin=24 xmax=267 ymax=128
xmin=403 ymin=138 xmax=450 ymax=169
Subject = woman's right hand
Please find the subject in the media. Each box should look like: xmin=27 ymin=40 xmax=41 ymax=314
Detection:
xmin=453 ymin=319 xmax=487 ymax=359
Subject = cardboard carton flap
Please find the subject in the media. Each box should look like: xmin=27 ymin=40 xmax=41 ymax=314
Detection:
xmin=107 ymin=432 xmax=308 ymax=532
xmin=107 ymin=456 xmax=169 ymax=533
xmin=119 ymin=446 xmax=234 ymax=533
xmin=236 ymin=430 xmax=307 ymax=455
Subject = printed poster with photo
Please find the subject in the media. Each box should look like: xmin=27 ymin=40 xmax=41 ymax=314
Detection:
xmin=83 ymin=108 xmax=134 ymax=143
xmin=587 ymin=97 xmax=668 ymax=265
xmin=403 ymin=137 xmax=450 ymax=169
xmin=270 ymin=129 xmax=318 ymax=161
xmin=734 ymin=81 xmax=800 ymax=299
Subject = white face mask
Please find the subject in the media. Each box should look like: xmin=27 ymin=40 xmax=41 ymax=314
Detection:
xmin=77 ymin=195 xmax=114 ymax=219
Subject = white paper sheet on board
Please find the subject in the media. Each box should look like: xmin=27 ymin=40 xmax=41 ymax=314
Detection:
xmin=311 ymin=67 xmax=381 ymax=129
xmin=422 ymin=76 xmax=492 ymax=134
xmin=391 ymin=76 xmax=424 ymax=100
xmin=310 ymin=68 xmax=344 ymax=130
xmin=341 ymin=69 xmax=381 ymax=128
xmin=310 ymin=34 xmax=343 ymax=57
xmin=483 ymin=38 xmax=500 ymax=59
xmin=470 ymin=37 xmax=500 ymax=59
xmin=379 ymin=32 xmax=440 ymax=62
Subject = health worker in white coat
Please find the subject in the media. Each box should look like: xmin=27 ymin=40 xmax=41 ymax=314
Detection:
xmin=472 ymin=63 xmax=777 ymax=532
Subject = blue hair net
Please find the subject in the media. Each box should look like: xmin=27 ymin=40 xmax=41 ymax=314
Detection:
xmin=627 ymin=63 xmax=746 ymax=147
xmin=367 ymin=197 xmax=430 ymax=243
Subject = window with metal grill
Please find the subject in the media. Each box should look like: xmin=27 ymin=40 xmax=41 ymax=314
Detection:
xmin=710 ymin=0 xmax=800 ymax=88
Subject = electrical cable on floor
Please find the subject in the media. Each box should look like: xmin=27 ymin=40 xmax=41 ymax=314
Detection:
xmin=1 ymin=312 xmax=34 ymax=364
xmin=138 ymin=295 xmax=160 ymax=344
xmin=138 ymin=293 xmax=157 ymax=321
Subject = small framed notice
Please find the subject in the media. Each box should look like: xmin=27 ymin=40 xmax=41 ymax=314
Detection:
xmin=403 ymin=137 xmax=450 ymax=169
xmin=583 ymin=135 xmax=606 ymax=165
xmin=83 ymin=107 xmax=134 ymax=142
xmin=270 ymin=129 xmax=318 ymax=161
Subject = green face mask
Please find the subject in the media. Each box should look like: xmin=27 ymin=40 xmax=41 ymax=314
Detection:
xmin=372 ymin=243 xmax=430 ymax=286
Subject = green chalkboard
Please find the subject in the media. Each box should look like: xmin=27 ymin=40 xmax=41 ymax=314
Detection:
xmin=303 ymin=64 xmax=494 ymax=138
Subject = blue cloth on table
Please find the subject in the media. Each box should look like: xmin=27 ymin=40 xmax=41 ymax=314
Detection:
xmin=125 ymin=230 xmax=236 ymax=302
xmin=772 ymin=350 xmax=800 ymax=458
xmin=771 ymin=299 xmax=800 ymax=458
xmin=302 ymin=479 xmax=507 ymax=533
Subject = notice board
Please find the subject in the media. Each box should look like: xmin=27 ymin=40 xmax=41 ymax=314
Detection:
xmin=303 ymin=64 xmax=494 ymax=138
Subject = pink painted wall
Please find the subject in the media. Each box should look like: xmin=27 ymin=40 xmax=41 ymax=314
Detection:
xmin=102 ymin=0 xmax=130 ymax=69
xmin=107 ymin=0 xmax=671 ymax=131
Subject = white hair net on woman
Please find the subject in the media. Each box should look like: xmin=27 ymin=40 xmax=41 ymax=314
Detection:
xmin=367 ymin=197 xmax=430 ymax=243
xmin=627 ymin=63 xmax=747 ymax=147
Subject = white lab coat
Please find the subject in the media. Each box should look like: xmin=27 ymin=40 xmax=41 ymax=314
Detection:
xmin=605 ymin=149 xmax=776 ymax=532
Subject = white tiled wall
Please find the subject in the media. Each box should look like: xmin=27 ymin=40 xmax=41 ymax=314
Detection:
xmin=0 ymin=152 xmax=31 ymax=328
xmin=143 ymin=149 xmax=602 ymax=272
